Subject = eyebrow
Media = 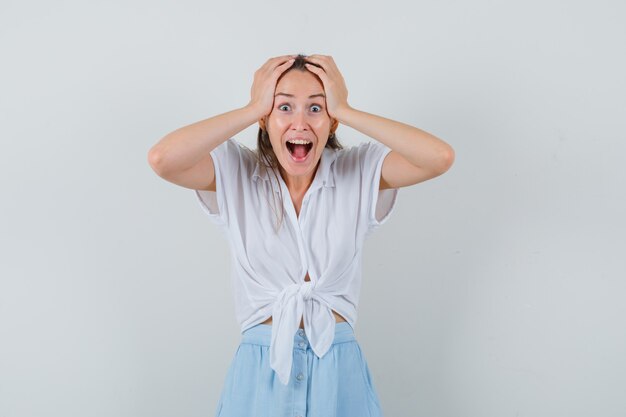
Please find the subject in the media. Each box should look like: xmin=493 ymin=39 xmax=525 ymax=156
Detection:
xmin=274 ymin=92 xmax=326 ymax=99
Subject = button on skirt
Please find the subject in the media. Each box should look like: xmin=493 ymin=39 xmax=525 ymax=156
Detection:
xmin=214 ymin=321 xmax=384 ymax=417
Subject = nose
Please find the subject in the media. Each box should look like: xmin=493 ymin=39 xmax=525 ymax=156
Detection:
xmin=290 ymin=110 xmax=310 ymax=131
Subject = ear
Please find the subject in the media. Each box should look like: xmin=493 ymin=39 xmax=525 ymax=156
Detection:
xmin=330 ymin=118 xmax=339 ymax=134
xmin=258 ymin=116 xmax=267 ymax=131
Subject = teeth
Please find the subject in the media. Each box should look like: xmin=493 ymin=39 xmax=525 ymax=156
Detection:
xmin=287 ymin=139 xmax=312 ymax=145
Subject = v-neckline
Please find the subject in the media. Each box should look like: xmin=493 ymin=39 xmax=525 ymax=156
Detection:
xmin=277 ymin=164 xmax=322 ymax=221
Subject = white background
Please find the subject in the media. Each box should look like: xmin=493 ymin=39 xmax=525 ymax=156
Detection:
xmin=1 ymin=0 xmax=625 ymax=416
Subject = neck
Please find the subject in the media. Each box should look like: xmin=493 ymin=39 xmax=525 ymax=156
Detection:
xmin=279 ymin=161 xmax=320 ymax=196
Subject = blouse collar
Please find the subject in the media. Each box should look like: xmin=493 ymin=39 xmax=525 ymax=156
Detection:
xmin=252 ymin=146 xmax=338 ymax=193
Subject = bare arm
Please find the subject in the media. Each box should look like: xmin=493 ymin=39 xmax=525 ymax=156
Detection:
xmin=147 ymin=105 xmax=261 ymax=190
xmin=305 ymin=55 xmax=455 ymax=190
xmin=335 ymin=106 xmax=455 ymax=189
xmin=147 ymin=54 xmax=297 ymax=191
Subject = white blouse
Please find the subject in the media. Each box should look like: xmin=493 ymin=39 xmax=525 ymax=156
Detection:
xmin=194 ymin=137 xmax=399 ymax=385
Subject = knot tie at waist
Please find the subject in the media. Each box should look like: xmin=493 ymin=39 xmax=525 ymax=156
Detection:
xmin=298 ymin=280 xmax=314 ymax=301
xmin=269 ymin=280 xmax=336 ymax=385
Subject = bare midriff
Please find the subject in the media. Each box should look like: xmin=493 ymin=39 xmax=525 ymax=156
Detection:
xmin=261 ymin=310 xmax=347 ymax=329
xmin=261 ymin=272 xmax=347 ymax=329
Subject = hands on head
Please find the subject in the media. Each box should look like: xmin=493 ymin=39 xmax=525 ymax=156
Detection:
xmin=248 ymin=54 xmax=351 ymax=121
xmin=248 ymin=54 xmax=297 ymax=119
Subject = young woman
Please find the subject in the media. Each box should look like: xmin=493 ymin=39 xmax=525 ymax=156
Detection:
xmin=148 ymin=54 xmax=454 ymax=417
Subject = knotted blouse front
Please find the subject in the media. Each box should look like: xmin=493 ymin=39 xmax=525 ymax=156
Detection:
xmin=194 ymin=138 xmax=398 ymax=385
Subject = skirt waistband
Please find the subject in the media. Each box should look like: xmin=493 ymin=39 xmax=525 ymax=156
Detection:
xmin=241 ymin=321 xmax=355 ymax=346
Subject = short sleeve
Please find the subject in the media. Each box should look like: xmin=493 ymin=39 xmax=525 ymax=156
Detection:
xmin=358 ymin=141 xmax=399 ymax=233
xmin=194 ymin=138 xmax=245 ymax=227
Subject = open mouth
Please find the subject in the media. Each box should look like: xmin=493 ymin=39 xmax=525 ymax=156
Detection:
xmin=286 ymin=141 xmax=313 ymax=162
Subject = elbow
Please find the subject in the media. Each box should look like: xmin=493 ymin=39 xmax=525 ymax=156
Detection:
xmin=435 ymin=145 xmax=455 ymax=174
xmin=147 ymin=146 xmax=167 ymax=176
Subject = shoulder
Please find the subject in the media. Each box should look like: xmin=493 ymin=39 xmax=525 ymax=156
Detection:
xmin=334 ymin=141 xmax=390 ymax=168
xmin=212 ymin=138 xmax=258 ymax=167
xmin=213 ymin=137 xmax=255 ymax=155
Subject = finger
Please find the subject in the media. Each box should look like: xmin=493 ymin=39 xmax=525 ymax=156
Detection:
xmin=260 ymin=55 xmax=296 ymax=71
xmin=274 ymin=54 xmax=297 ymax=62
xmin=304 ymin=55 xmax=333 ymax=70
xmin=269 ymin=54 xmax=296 ymax=61
xmin=303 ymin=57 xmax=325 ymax=70
xmin=270 ymin=56 xmax=293 ymax=64
xmin=304 ymin=62 xmax=328 ymax=83
xmin=267 ymin=58 xmax=295 ymax=80
xmin=305 ymin=56 xmax=338 ymax=77
xmin=271 ymin=55 xmax=296 ymax=68
xmin=276 ymin=58 xmax=295 ymax=71
xmin=277 ymin=57 xmax=295 ymax=68
xmin=306 ymin=54 xmax=331 ymax=62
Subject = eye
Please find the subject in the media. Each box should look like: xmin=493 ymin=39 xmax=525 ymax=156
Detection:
xmin=278 ymin=104 xmax=290 ymax=111
xmin=311 ymin=104 xmax=322 ymax=112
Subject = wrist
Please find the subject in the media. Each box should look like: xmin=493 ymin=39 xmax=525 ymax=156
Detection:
xmin=244 ymin=101 xmax=267 ymax=121
xmin=333 ymin=105 xmax=355 ymax=125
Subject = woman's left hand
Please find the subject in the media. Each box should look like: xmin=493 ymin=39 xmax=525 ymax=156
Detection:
xmin=304 ymin=55 xmax=351 ymax=120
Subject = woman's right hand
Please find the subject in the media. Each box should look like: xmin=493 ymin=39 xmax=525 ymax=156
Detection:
xmin=247 ymin=55 xmax=296 ymax=119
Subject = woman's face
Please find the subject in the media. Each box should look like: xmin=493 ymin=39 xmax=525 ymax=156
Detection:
xmin=263 ymin=70 xmax=335 ymax=180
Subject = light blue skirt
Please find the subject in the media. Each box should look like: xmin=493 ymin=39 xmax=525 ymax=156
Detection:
xmin=215 ymin=321 xmax=384 ymax=417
